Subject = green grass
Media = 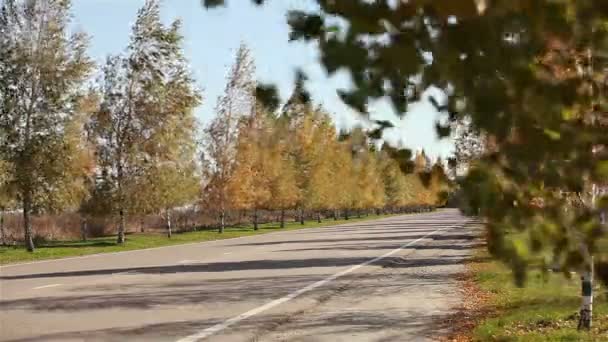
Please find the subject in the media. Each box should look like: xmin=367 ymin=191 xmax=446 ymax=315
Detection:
xmin=0 ymin=213 xmax=396 ymax=265
xmin=472 ymin=256 xmax=608 ymax=341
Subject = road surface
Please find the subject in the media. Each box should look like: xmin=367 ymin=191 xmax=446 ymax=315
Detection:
xmin=0 ymin=209 xmax=479 ymax=342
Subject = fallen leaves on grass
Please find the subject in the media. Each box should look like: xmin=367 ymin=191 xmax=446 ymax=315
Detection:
xmin=439 ymin=260 xmax=494 ymax=342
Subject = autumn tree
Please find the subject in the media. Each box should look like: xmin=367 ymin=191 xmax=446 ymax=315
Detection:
xmin=202 ymin=43 xmax=256 ymax=233
xmin=347 ymin=138 xmax=385 ymax=217
xmin=0 ymin=0 xmax=93 ymax=251
xmin=285 ymin=106 xmax=336 ymax=224
xmin=226 ymin=109 xmax=273 ymax=230
xmin=266 ymin=118 xmax=300 ymax=228
xmin=378 ymin=151 xmax=405 ymax=213
xmin=428 ymin=159 xmax=450 ymax=207
xmin=302 ymin=114 xmax=335 ymax=223
xmin=413 ymin=150 xmax=431 ymax=173
xmin=327 ymin=137 xmax=355 ymax=220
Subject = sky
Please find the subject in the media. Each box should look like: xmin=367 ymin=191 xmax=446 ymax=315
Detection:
xmin=71 ymin=0 xmax=454 ymax=159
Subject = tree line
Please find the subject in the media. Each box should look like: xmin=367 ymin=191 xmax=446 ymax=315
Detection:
xmin=0 ymin=0 xmax=449 ymax=252
xmin=202 ymin=43 xmax=448 ymax=233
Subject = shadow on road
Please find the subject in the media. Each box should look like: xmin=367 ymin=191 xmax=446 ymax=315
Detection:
xmin=0 ymin=217 xmax=484 ymax=342
xmin=0 ymin=255 xmax=470 ymax=281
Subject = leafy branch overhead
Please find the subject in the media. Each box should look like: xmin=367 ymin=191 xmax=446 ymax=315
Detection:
xmin=203 ymin=0 xmax=608 ymax=286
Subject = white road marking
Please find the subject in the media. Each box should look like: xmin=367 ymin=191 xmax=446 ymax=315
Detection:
xmin=175 ymin=221 xmax=466 ymax=342
xmin=223 ymin=252 xmax=232 ymax=255
xmin=111 ymin=271 xmax=138 ymax=276
xmin=178 ymin=260 xmax=203 ymax=265
xmin=32 ymin=284 xmax=62 ymax=290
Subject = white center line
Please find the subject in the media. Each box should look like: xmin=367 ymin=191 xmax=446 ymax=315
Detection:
xmin=112 ymin=271 xmax=138 ymax=276
xmin=32 ymin=284 xmax=62 ymax=290
xmin=175 ymin=221 xmax=465 ymax=342
xmin=223 ymin=252 xmax=232 ymax=255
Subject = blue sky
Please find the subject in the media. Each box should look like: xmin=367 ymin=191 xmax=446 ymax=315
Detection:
xmin=71 ymin=0 xmax=453 ymax=159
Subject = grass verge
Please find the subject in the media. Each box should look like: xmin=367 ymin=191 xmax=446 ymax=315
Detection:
xmin=0 ymin=213 xmax=396 ymax=266
xmin=464 ymin=253 xmax=608 ymax=341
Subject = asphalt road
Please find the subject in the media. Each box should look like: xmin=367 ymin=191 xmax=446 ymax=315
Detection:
xmin=0 ymin=209 xmax=478 ymax=342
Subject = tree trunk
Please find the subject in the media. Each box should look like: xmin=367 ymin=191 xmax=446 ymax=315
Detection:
xmin=0 ymin=209 xmax=6 ymax=246
xmin=140 ymin=217 xmax=145 ymax=233
xmin=357 ymin=209 xmax=362 ymax=218
xmin=280 ymin=210 xmax=285 ymax=228
xmin=317 ymin=211 xmax=321 ymax=223
xmin=578 ymin=183 xmax=600 ymax=330
xmin=166 ymin=209 xmax=172 ymax=239
xmin=578 ymin=258 xmax=594 ymax=330
xmin=333 ymin=209 xmax=338 ymax=221
xmin=344 ymin=209 xmax=349 ymax=220
xmin=80 ymin=217 xmax=88 ymax=242
xmin=300 ymin=208 xmax=304 ymax=225
xmin=253 ymin=208 xmax=259 ymax=230
xmin=116 ymin=160 xmax=126 ymax=244
xmin=23 ymin=196 xmax=35 ymax=252
xmin=219 ymin=210 xmax=225 ymax=234
xmin=117 ymin=208 xmax=126 ymax=244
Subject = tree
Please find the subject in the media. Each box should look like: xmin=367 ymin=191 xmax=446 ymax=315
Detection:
xmin=202 ymin=43 xmax=256 ymax=233
xmin=428 ymin=159 xmax=450 ymax=207
xmin=0 ymin=159 xmax=15 ymax=245
xmin=226 ymin=108 xmax=272 ymax=230
xmin=328 ymin=136 xmax=355 ymax=220
xmin=379 ymin=150 xmax=405 ymax=212
xmin=129 ymin=14 xmax=201 ymax=239
xmin=346 ymin=133 xmax=386 ymax=217
xmin=414 ymin=150 xmax=432 ymax=173
xmin=91 ymin=0 xmax=201 ymax=243
xmin=286 ymin=106 xmax=335 ymax=224
xmin=302 ymin=114 xmax=335 ymax=223
xmin=266 ymin=118 xmax=300 ymax=228
xmin=0 ymin=0 xmax=93 ymax=251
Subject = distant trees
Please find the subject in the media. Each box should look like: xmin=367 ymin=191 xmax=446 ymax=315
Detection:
xmin=200 ymin=79 xmax=449 ymax=227
xmin=89 ymin=0 xmax=201 ymax=243
xmin=0 ymin=0 xmax=94 ymax=251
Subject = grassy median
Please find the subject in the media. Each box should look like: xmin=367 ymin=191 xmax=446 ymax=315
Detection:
xmin=0 ymin=213 xmax=396 ymax=265
xmin=470 ymin=256 xmax=608 ymax=341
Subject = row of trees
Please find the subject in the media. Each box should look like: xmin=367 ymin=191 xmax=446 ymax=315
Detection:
xmin=0 ymin=0 xmax=200 ymax=250
xmin=0 ymin=0 xmax=449 ymax=251
xmin=201 ymin=45 xmax=448 ymax=232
